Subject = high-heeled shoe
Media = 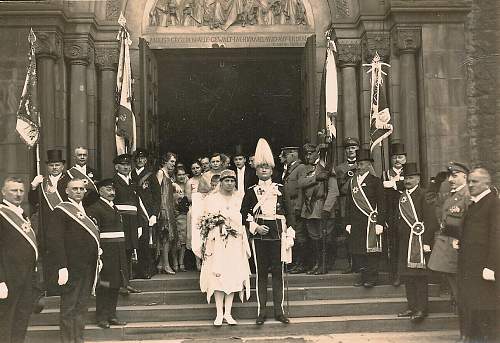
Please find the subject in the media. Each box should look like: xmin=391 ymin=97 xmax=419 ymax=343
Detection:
xmin=224 ymin=314 xmax=237 ymax=325
xmin=213 ymin=315 xmax=223 ymax=327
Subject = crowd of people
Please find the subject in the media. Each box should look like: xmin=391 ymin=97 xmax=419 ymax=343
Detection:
xmin=0 ymin=137 xmax=498 ymax=343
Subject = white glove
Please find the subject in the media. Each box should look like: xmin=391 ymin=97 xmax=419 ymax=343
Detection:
xmin=138 ymin=227 xmax=143 ymax=238
xmin=58 ymin=268 xmax=68 ymax=286
xmin=345 ymin=225 xmax=351 ymax=234
xmin=148 ymin=215 xmax=157 ymax=226
xmin=375 ymin=224 xmax=384 ymax=235
xmin=31 ymin=175 xmax=44 ymax=188
xmin=482 ymin=268 xmax=495 ymax=281
xmin=423 ymin=244 xmax=431 ymax=252
xmin=452 ymin=239 xmax=460 ymax=250
xmin=98 ymin=259 xmax=103 ymax=273
xmin=383 ymin=180 xmax=395 ymax=189
xmin=0 ymin=282 xmax=8 ymax=299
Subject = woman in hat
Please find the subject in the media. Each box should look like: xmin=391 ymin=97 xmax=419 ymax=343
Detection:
xmin=197 ymin=169 xmax=251 ymax=326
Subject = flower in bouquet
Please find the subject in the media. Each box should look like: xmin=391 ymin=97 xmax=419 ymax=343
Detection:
xmin=197 ymin=212 xmax=238 ymax=260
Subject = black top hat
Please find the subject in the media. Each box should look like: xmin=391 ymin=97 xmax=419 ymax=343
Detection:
xmin=403 ymin=162 xmax=420 ymax=176
xmin=134 ymin=148 xmax=149 ymax=160
xmin=96 ymin=178 xmax=114 ymax=189
xmin=233 ymin=145 xmax=246 ymax=157
xmin=343 ymin=137 xmax=360 ymax=147
xmin=390 ymin=143 xmax=406 ymax=156
xmin=46 ymin=149 xmax=65 ymax=163
xmin=356 ymin=149 xmax=374 ymax=162
xmin=113 ymin=154 xmax=132 ymax=165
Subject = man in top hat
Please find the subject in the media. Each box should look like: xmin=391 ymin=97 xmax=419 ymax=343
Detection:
xmin=0 ymin=177 xmax=38 ymax=343
xmin=112 ymin=154 xmax=141 ymax=294
xmin=29 ymin=149 xmax=70 ymax=294
xmin=458 ymin=167 xmax=498 ymax=342
xmin=46 ymin=178 xmax=101 ymax=343
xmin=66 ymin=146 xmax=100 ymax=207
xmin=383 ymin=142 xmax=407 ymax=287
xmin=86 ymin=179 xmax=128 ymax=329
xmin=281 ymin=146 xmax=307 ymax=274
xmin=335 ymin=137 xmax=360 ymax=273
xmin=231 ymin=146 xmax=257 ymax=197
xmin=298 ymin=143 xmax=339 ymax=275
xmin=395 ymin=163 xmax=439 ymax=322
xmin=241 ymin=138 xmax=292 ymax=325
xmin=345 ymin=149 xmax=386 ymax=287
xmin=131 ymin=148 xmax=161 ymax=279
xmin=427 ymin=161 xmax=470 ymax=315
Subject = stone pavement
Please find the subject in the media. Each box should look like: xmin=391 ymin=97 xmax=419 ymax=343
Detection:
xmin=87 ymin=330 xmax=460 ymax=343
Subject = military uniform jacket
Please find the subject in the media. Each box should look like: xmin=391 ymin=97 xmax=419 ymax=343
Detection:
xmin=345 ymin=173 xmax=386 ymax=255
xmin=396 ymin=187 xmax=439 ymax=276
xmin=112 ymin=174 xmax=139 ymax=250
xmin=458 ymin=191 xmax=499 ymax=311
xmin=131 ymin=168 xmax=161 ymax=226
xmin=283 ymin=160 xmax=305 ymax=222
xmin=298 ymin=164 xmax=339 ymax=219
xmin=86 ymin=199 xmax=129 ymax=289
xmin=0 ymin=204 xmax=37 ymax=290
xmin=428 ymin=185 xmax=470 ymax=239
xmin=335 ymin=161 xmax=357 ymax=217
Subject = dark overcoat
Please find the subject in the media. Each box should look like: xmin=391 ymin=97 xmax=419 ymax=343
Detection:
xmin=112 ymin=174 xmax=139 ymax=250
xmin=131 ymin=168 xmax=161 ymax=227
xmin=345 ymin=173 xmax=386 ymax=255
xmin=458 ymin=191 xmax=499 ymax=311
xmin=396 ymin=187 xmax=439 ymax=276
xmin=86 ymin=199 xmax=129 ymax=289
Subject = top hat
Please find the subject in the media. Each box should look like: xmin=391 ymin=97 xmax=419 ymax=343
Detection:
xmin=234 ymin=145 xmax=246 ymax=158
xmin=134 ymin=148 xmax=149 ymax=160
xmin=96 ymin=178 xmax=114 ymax=189
xmin=356 ymin=149 xmax=374 ymax=162
xmin=447 ymin=161 xmax=469 ymax=174
xmin=113 ymin=154 xmax=132 ymax=165
xmin=403 ymin=162 xmax=420 ymax=176
xmin=390 ymin=143 xmax=406 ymax=156
xmin=46 ymin=149 xmax=65 ymax=163
xmin=219 ymin=169 xmax=236 ymax=181
xmin=343 ymin=137 xmax=360 ymax=147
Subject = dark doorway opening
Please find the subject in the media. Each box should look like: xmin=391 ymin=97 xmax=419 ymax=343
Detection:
xmin=156 ymin=47 xmax=303 ymax=165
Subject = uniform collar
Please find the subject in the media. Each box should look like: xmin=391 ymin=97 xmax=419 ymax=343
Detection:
xmin=135 ymin=167 xmax=145 ymax=175
xmin=470 ymin=188 xmax=491 ymax=203
xmin=118 ymin=173 xmax=130 ymax=185
xmin=450 ymin=184 xmax=466 ymax=193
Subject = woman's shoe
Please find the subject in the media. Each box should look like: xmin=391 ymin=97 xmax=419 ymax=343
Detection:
xmin=164 ymin=266 xmax=176 ymax=275
xmin=213 ymin=315 xmax=223 ymax=327
xmin=224 ymin=314 xmax=237 ymax=326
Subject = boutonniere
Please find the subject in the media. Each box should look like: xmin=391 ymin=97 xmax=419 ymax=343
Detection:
xmin=142 ymin=181 xmax=149 ymax=189
xmin=21 ymin=221 xmax=32 ymax=233
xmin=88 ymin=172 xmax=94 ymax=178
xmin=76 ymin=211 xmax=85 ymax=219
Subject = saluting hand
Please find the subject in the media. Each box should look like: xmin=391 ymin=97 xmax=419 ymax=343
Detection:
xmin=0 ymin=282 xmax=8 ymax=299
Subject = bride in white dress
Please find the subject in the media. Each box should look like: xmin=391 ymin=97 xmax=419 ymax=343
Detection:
xmin=196 ymin=169 xmax=251 ymax=326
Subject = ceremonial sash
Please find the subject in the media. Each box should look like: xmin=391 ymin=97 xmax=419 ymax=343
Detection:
xmin=0 ymin=205 xmax=38 ymax=260
xmin=67 ymin=167 xmax=97 ymax=192
xmin=41 ymin=177 xmax=63 ymax=210
xmin=350 ymin=177 xmax=382 ymax=253
xmin=56 ymin=202 xmax=101 ymax=295
xmin=399 ymin=191 xmax=426 ymax=269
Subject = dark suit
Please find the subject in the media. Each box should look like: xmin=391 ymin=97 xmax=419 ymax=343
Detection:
xmin=131 ymin=168 xmax=161 ymax=277
xmin=48 ymin=204 xmax=98 ymax=343
xmin=345 ymin=173 xmax=386 ymax=283
xmin=87 ymin=199 xmax=128 ymax=322
xmin=458 ymin=190 xmax=499 ymax=341
xmin=396 ymin=187 xmax=438 ymax=313
xmin=0 ymin=204 xmax=37 ymax=343
xmin=232 ymin=165 xmax=258 ymax=193
xmin=67 ymin=165 xmax=100 ymax=207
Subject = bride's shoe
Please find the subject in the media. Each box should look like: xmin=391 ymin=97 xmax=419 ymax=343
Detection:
xmin=224 ymin=314 xmax=237 ymax=326
xmin=213 ymin=315 xmax=223 ymax=327
xmin=163 ymin=266 xmax=175 ymax=275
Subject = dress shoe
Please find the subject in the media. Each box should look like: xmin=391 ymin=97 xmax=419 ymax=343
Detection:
xmin=392 ymin=277 xmax=401 ymax=287
xmin=397 ymin=309 xmax=414 ymax=317
xmin=353 ymin=280 xmax=364 ymax=287
xmin=363 ymin=281 xmax=375 ymax=288
xmin=306 ymin=265 xmax=319 ymax=275
xmin=314 ymin=267 xmax=327 ymax=275
xmin=126 ymin=285 xmax=141 ymax=293
xmin=223 ymin=314 xmax=237 ymax=325
xmin=118 ymin=287 xmax=130 ymax=296
xmin=255 ymin=314 xmax=266 ymax=325
xmin=275 ymin=314 xmax=290 ymax=324
xmin=213 ymin=315 xmax=223 ymax=327
xmin=289 ymin=265 xmax=306 ymax=274
xmin=411 ymin=310 xmax=426 ymax=322
xmin=108 ymin=318 xmax=127 ymax=325
xmin=97 ymin=321 xmax=110 ymax=329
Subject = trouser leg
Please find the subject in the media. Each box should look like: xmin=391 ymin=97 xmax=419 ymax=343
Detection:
xmin=74 ymin=267 xmax=93 ymax=343
xmin=415 ymin=276 xmax=429 ymax=313
xmin=11 ymin=276 xmax=35 ymax=343
xmin=96 ymin=286 xmax=110 ymax=322
xmin=107 ymin=288 xmax=119 ymax=319
xmin=137 ymin=232 xmax=152 ymax=277
xmin=355 ymin=254 xmax=367 ymax=283
xmin=269 ymin=241 xmax=284 ymax=317
xmin=404 ymin=277 xmax=418 ymax=312
xmin=366 ymin=253 xmax=380 ymax=283
xmin=252 ymin=240 xmax=269 ymax=317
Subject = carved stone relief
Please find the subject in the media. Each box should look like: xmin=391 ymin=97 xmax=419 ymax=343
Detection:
xmin=334 ymin=0 xmax=350 ymax=18
xmin=362 ymin=32 xmax=390 ymax=62
xmin=395 ymin=27 xmax=421 ymax=52
xmin=95 ymin=47 xmax=119 ymax=70
xmin=34 ymin=31 xmax=62 ymax=59
xmin=64 ymin=40 xmax=90 ymax=64
xmin=337 ymin=40 xmax=361 ymax=66
xmin=106 ymin=0 xmax=121 ymax=20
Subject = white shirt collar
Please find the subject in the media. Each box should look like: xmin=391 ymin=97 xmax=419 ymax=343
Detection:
xmin=2 ymin=199 xmax=24 ymax=218
xmin=393 ymin=167 xmax=402 ymax=175
xmin=407 ymin=185 xmax=419 ymax=195
xmin=357 ymin=171 xmax=369 ymax=184
xmin=69 ymin=198 xmax=86 ymax=214
xmin=451 ymin=184 xmax=466 ymax=193
xmin=135 ymin=167 xmax=145 ymax=175
xmin=49 ymin=173 xmax=62 ymax=184
xmin=237 ymin=165 xmax=245 ymax=173
xmin=74 ymin=164 xmax=87 ymax=174
xmin=347 ymin=158 xmax=356 ymax=164
xmin=118 ymin=173 xmax=130 ymax=185
xmin=471 ymin=188 xmax=491 ymax=203
xmin=100 ymin=197 xmax=114 ymax=208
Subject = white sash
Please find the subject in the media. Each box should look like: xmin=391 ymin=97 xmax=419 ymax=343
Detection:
xmin=398 ymin=191 xmax=426 ymax=269
xmin=0 ymin=205 xmax=38 ymax=260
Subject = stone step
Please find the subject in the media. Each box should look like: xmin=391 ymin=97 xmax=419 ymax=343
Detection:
xmin=26 ymin=313 xmax=458 ymax=343
xmin=41 ymin=284 xmax=441 ymax=308
xmin=30 ymin=297 xmax=452 ymax=326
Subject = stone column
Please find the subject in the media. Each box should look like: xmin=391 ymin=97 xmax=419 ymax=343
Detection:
xmin=87 ymin=47 xmax=98 ymax=167
xmin=65 ymin=41 xmax=90 ymax=158
xmin=96 ymin=46 xmax=118 ymax=178
xmin=337 ymin=40 xmax=361 ymax=143
xmin=395 ymin=27 xmax=421 ymax=163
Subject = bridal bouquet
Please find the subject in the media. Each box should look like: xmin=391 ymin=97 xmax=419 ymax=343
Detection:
xmin=198 ymin=213 xmax=238 ymax=260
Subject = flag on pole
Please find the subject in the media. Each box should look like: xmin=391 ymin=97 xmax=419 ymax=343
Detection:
xmin=325 ymin=35 xmax=338 ymax=140
xmin=116 ymin=13 xmax=136 ymax=155
xmin=16 ymin=28 xmax=40 ymax=148
xmin=364 ymin=52 xmax=393 ymax=152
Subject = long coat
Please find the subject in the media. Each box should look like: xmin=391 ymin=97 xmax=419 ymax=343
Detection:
xmin=335 ymin=161 xmax=357 ymax=218
xmin=396 ymin=187 xmax=439 ymax=276
xmin=345 ymin=173 xmax=386 ymax=255
xmin=113 ymin=174 xmax=139 ymax=250
xmin=283 ymin=160 xmax=305 ymax=226
xmin=131 ymin=168 xmax=161 ymax=227
xmin=458 ymin=191 xmax=499 ymax=311
xmin=86 ymin=199 xmax=129 ymax=289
